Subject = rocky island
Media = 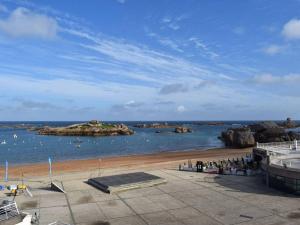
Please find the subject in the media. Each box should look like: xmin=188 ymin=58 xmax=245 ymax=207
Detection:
xmin=134 ymin=123 xmax=192 ymax=133
xmin=134 ymin=122 xmax=178 ymax=128
xmin=220 ymin=118 xmax=300 ymax=148
xmin=195 ymin=121 xmax=225 ymax=126
xmin=38 ymin=120 xmax=134 ymax=136
xmin=174 ymin=126 xmax=192 ymax=133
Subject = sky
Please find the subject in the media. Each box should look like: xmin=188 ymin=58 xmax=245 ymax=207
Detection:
xmin=0 ymin=0 xmax=300 ymax=121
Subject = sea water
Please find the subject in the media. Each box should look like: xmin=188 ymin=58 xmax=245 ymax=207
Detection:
xmin=0 ymin=121 xmax=253 ymax=165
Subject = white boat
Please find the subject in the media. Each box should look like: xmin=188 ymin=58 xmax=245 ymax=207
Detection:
xmin=1 ymin=140 xmax=6 ymax=145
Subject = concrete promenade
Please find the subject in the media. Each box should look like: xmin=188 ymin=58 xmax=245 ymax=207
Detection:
xmin=1 ymin=167 xmax=300 ymax=225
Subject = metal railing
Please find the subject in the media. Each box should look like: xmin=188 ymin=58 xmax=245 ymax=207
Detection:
xmin=257 ymin=140 xmax=297 ymax=149
xmin=256 ymin=140 xmax=299 ymax=155
xmin=0 ymin=201 xmax=20 ymax=221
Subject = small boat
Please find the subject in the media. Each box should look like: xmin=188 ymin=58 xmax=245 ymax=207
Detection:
xmin=1 ymin=140 xmax=6 ymax=145
xmin=13 ymin=134 xmax=18 ymax=139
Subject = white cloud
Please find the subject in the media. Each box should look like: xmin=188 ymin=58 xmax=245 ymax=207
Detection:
xmin=251 ymin=73 xmax=300 ymax=84
xmin=282 ymin=19 xmax=300 ymax=40
xmin=0 ymin=7 xmax=58 ymax=38
xmin=263 ymin=45 xmax=284 ymax=55
xmin=176 ymin=105 xmax=186 ymax=112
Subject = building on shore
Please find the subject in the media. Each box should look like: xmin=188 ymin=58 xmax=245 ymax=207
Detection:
xmin=253 ymin=140 xmax=300 ymax=194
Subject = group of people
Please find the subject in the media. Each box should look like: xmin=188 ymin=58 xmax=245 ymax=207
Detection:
xmin=180 ymin=154 xmax=258 ymax=176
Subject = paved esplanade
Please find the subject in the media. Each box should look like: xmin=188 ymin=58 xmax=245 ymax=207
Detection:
xmin=2 ymin=168 xmax=300 ymax=225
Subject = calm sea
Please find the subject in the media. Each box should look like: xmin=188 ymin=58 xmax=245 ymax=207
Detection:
xmin=0 ymin=121 xmax=256 ymax=165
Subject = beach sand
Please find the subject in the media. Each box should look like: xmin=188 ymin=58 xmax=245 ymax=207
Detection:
xmin=0 ymin=147 xmax=251 ymax=178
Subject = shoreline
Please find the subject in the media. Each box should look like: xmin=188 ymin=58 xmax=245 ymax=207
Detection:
xmin=0 ymin=147 xmax=252 ymax=178
xmin=1 ymin=146 xmax=222 ymax=167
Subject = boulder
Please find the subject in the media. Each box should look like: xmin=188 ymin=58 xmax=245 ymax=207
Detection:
xmin=221 ymin=128 xmax=255 ymax=148
xmin=254 ymin=127 xmax=287 ymax=143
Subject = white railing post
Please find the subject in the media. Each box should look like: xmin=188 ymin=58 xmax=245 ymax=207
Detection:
xmin=15 ymin=202 xmax=19 ymax=214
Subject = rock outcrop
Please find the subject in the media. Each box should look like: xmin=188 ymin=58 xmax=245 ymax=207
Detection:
xmin=221 ymin=128 xmax=255 ymax=148
xmin=221 ymin=120 xmax=300 ymax=148
xmin=38 ymin=120 xmax=134 ymax=136
xmin=248 ymin=121 xmax=279 ymax=132
xmin=254 ymin=127 xmax=286 ymax=143
xmin=174 ymin=127 xmax=192 ymax=133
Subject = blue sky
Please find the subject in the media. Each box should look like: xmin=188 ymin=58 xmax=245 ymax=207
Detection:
xmin=0 ymin=0 xmax=300 ymax=121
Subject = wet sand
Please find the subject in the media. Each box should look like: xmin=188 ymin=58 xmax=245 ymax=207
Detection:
xmin=0 ymin=147 xmax=252 ymax=178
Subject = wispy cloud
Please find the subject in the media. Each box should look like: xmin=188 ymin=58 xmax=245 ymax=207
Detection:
xmin=111 ymin=100 xmax=144 ymax=111
xmin=159 ymin=83 xmax=189 ymax=95
xmin=65 ymin=29 xmax=217 ymax=84
xmin=13 ymin=98 xmax=61 ymax=110
xmin=189 ymin=37 xmax=219 ymax=59
xmin=159 ymin=80 xmax=213 ymax=95
xmin=250 ymin=73 xmax=300 ymax=84
xmin=218 ymin=74 xmax=236 ymax=81
xmin=145 ymin=29 xmax=183 ymax=52
xmin=160 ymin=14 xmax=188 ymax=31
xmin=262 ymin=44 xmax=285 ymax=55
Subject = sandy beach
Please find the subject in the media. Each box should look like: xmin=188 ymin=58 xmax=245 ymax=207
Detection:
xmin=0 ymin=147 xmax=252 ymax=178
